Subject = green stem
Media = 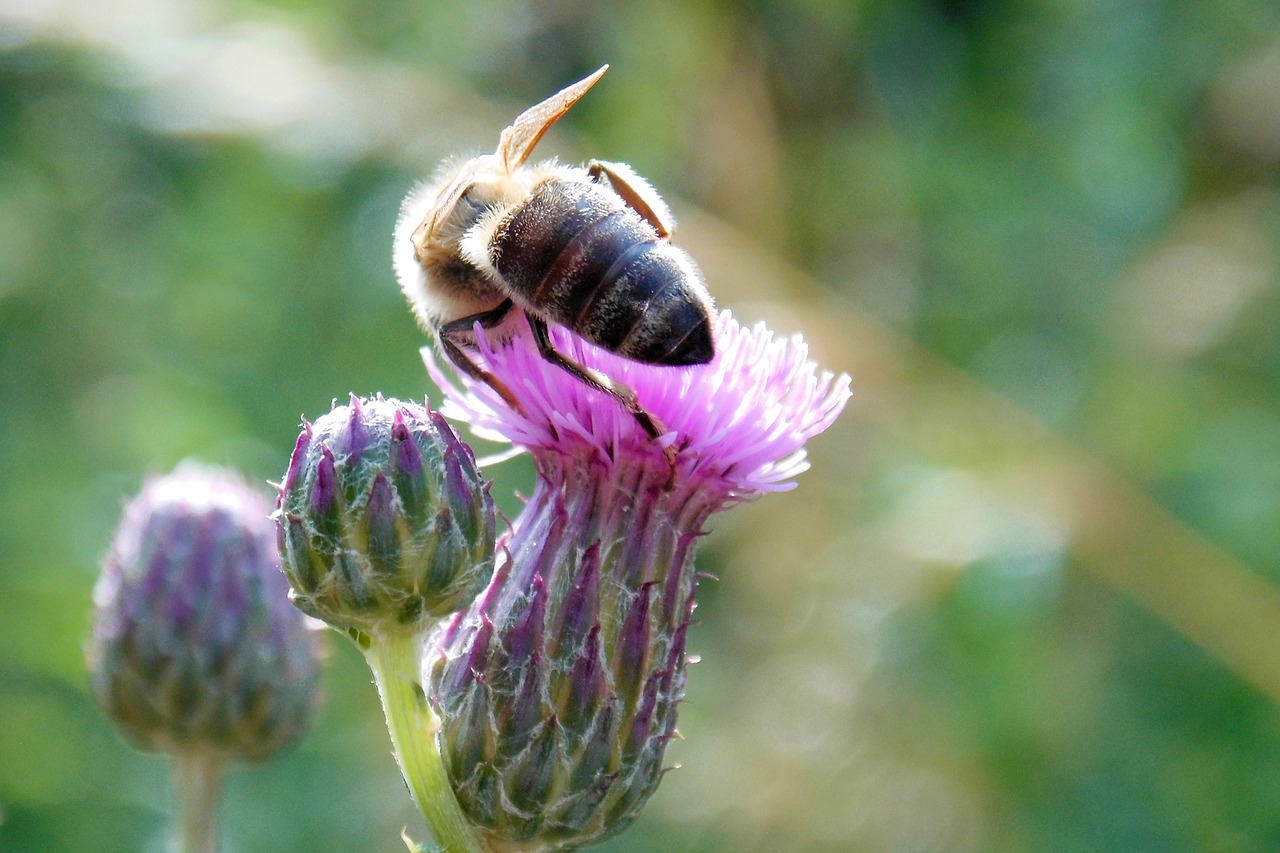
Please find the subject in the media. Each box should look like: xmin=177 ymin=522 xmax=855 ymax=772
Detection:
xmin=365 ymin=632 xmax=486 ymax=853
xmin=171 ymin=749 xmax=224 ymax=853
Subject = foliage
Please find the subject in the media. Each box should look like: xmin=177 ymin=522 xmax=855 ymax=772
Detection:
xmin=1 ymin=0 xmax=1279 ymax=850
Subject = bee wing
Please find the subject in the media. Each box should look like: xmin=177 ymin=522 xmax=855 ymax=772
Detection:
xmin=497 ymin=65 xmax=608 ymax=171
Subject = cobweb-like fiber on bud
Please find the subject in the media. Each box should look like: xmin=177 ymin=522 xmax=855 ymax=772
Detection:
xmin=424 ymin=310 xmax=851 ymax=496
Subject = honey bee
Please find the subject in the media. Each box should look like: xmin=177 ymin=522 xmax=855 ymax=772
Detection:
xmin=393 ymin=65 xmax=714 ymax=443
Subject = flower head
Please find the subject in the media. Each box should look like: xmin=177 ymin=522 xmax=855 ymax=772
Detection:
xmin=275 ymin=395 xmax=496 ymax=639
xmin=88 ymin=462 xmax=320 ymax=763
xmin=427 ymin=311 xmax=848 ymax=498
xmin=421 ymin=311 xmax=850 ymax=849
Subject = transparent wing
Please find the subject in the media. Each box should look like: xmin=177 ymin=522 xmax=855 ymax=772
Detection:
xmin=497 ymin=65 xmax=608 ymax=171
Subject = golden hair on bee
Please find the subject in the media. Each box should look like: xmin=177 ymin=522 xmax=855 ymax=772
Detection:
xmin=393 ymin=65 xmax=714 ymax=447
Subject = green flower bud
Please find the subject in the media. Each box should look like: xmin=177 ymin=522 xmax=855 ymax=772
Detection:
xmin=275 ymin=395 xmax=496 ymax=639
xmin=88 ymin=462 xmax=321 ymax=763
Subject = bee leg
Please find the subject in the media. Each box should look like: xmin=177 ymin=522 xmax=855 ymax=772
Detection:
xmin=587 ymin=160 xmax=676 ymax=239
xmin=438 ymin=299 xmax=526 ymax=414
xmin=527 ymin=315 xmax=679 ymax=474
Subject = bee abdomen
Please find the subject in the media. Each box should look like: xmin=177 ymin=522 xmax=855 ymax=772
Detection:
xmin=492 ymin=180 xmax=713 ymax=366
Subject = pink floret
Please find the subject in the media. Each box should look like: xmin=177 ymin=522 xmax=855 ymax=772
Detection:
xmin=423 ymin=310 xmax=851 ymax=497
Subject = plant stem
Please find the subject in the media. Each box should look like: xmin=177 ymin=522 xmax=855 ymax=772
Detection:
xmin=365 ymin=632 xmax=486 ymax=853
xmin=172 ymin=749 xmax=224 ymax=853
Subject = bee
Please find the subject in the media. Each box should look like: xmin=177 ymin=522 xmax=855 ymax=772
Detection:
xmin=393 ymin=65 xmax=714 ymax=443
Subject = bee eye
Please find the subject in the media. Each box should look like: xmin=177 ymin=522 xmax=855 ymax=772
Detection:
xmin=456 ymin=185 xmax=485 ymax=214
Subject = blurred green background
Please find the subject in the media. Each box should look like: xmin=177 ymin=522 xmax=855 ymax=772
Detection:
xmin=2 ymin=0 xmax=1279 ymax=850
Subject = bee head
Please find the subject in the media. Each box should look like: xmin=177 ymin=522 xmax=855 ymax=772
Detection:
xmin=404 ymin=153 xmax=495 ymax=264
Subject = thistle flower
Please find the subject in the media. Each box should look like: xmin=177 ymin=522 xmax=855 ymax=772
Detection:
xmin=88 ymin=462 xmax=321 ymax=853
xmin=88 ymin=461 xmax=320 ymax=763
xmin=422 ymin=310 xmax=850 ymax=851
xmin=274 ymin=395 xmax=498 ymax=851
xmin=275 ymin=395 xmax=496 ymax=640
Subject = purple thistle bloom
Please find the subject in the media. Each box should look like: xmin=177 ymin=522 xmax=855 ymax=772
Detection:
xmin=426 ymin=310 xmax=848 ymax=497
xmin=421 ymin=310 xmax=850 ymax=849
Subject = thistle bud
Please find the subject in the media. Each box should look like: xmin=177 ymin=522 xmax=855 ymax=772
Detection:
xmin=427 ymin=464 xmax=696 ymax=850
xmin=88 ymin=462 xmax=320 ymax=763
xmin=423 ymin=311 xmax=850 ymax=850
xmin=275 ymin=395 xmax=496 ymax=638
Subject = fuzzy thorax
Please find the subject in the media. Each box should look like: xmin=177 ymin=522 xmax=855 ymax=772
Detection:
xmin=394 ymin=159 xmax=582 ymax=336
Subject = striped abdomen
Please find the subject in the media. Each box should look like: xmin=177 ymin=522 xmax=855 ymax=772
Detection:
xmin=489 ymin=179 xmax=713 ymax=366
